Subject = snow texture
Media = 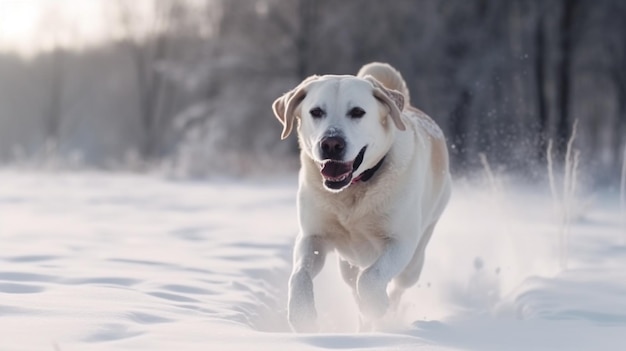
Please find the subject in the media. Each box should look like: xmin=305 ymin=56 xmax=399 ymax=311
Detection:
xmin=1 ymin=171 xmax=625 ymax=350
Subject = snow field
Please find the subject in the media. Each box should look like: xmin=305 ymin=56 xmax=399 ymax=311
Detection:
xmin=1 ymin=171 xmax=625 ymax=350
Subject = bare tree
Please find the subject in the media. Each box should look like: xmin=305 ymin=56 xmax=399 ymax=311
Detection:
xmin=604 ymin=1 xmax=626 ymax=166
xmin=39 ymin=3 xmax=68 ymax=147
xmin=534 ymin=3 xmax=549 ymax=162
xmin=116 ymin=0 xmax=179 ymax=160
xmin=555 ymin=0 xmax=579 ymax=157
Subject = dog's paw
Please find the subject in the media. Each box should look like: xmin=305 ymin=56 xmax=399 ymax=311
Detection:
xmin=288 ymin=271 xmax=319 ymax=332
xmin=288 ymin=313 xmax=319 ymax=333
xmin=357 ymin=270 xmax=389 ymax=319
xmin=288 ymin=302 xmax=318 ymax=333
xmin=358 ymin=289 xmax=389 ymax=319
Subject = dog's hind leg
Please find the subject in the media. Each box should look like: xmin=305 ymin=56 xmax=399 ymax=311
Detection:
xmin=338 ymin=258 xmax=359 ymax=292
xmin=388 ymin=285 xmax=408 ymax=313
xmin=358 ymin=316 xmax=373 ymax=333
xmin=340 ymin=258 xmax=382 ymax=332
xmin=339 ymin=258 xmax=365 ymax=331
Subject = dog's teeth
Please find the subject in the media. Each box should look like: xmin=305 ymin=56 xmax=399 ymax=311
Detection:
xmin=325 ymin=172 xmax=351 ymax=182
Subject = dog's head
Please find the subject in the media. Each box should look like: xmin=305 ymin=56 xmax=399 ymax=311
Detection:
xmin=272 ymin=75 xmax=406 ymax=192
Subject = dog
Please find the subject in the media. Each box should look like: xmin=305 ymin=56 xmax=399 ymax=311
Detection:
xmin=272 ymin=62 xmax=451 ymax=332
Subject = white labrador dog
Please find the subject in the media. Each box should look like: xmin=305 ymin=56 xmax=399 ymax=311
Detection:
xmin=272 ymin=62 xmax=451 ymax=332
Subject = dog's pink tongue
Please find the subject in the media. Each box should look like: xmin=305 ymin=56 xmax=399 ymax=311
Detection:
xmin=321 ymin=161 xmax=352 ymax=179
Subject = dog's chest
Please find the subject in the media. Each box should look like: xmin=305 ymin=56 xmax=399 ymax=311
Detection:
xmin=322 ymin=186 xmax=391 ymax=267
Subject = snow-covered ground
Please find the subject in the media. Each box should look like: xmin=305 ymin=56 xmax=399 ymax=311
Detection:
xmin=1 ymin=171 xmax=625 ymax=350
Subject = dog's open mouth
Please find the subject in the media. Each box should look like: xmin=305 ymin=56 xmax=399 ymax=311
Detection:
xmin=320 ymin=147 xmax=366 ymax=190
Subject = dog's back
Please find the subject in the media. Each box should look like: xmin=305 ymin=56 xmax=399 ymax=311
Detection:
xmin=360 ymin=62 xmax=450 ymax=228
xmin=357 ymin=62 xmax=411 ymax=105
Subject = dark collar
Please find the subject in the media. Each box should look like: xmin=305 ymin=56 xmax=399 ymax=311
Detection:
xmin=352 ymin=156 xmax=386 ymax=183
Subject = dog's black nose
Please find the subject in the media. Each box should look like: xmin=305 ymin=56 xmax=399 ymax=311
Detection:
xmin=320 ymin=136 xmax=346 ymax=160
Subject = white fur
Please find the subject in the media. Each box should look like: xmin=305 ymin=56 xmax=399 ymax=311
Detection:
xmin=272 ymin=63 xmax=451 ymax=332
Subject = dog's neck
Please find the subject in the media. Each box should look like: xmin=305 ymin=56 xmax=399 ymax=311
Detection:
xmin=352 ymin=155 xmax=386 ymax=184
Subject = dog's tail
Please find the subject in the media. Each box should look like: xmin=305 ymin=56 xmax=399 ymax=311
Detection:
xmin=357 ymin=62 xmax=410 ymax=104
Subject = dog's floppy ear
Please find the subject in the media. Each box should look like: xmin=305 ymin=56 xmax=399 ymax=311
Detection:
xmin=272 ymin=75 xmax=319 ymax=140
xmin=364 ymin=76 xmax=406 ymax=131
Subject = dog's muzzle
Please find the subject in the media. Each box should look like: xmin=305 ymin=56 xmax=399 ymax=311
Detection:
xmin=320 ymin=146 xmax=366 ymax=190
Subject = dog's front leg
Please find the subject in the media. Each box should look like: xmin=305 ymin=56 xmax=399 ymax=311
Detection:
xmin=357 ymin=238 xmax=413 ymax=320
xmin=288 ymin=234 xmax=327 ymax=332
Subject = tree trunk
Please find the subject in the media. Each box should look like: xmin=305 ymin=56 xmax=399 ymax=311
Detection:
xmin=556 ymin=0 xmax=576 ymax=156
xmin=449 ymin=89 xmax=472 ymax=169
xmin=296 ymin=0 xmax=314 ymax=78
xmin=535 ymin=12 xmax=548 ymax=161
xmin=614 ymin=79 xmax=626 ymax=168
xmin=46 ymin=47 xmax=65 ymax=143
xmin=126 ymin=34 xmax=168 ymax=160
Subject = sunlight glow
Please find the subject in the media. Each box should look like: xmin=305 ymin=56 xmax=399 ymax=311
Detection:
xmin=0 ymin=0 xmax=213 ymax=57
xmin=0 ymin=0 xmax=109 ymax=55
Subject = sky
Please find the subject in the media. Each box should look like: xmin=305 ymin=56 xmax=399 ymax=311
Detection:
xmin=0 ymin=0 xmax=213 ymax=57
xmin=0 ymin=0 xmax=114 ymax=55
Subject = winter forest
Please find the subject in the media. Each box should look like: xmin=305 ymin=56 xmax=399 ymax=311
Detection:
xmin=1 ymin=0 xmax=625 ymax=182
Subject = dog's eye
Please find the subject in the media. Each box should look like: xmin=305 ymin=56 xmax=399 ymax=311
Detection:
xmin=348 ymin=107 xmax=366 ymax=119
xmin=310 ymin=107 xmax=325 ymax=118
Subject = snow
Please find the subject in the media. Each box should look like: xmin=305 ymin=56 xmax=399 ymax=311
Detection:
xmin=1 ymin=170 xmax=625 ymax=350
